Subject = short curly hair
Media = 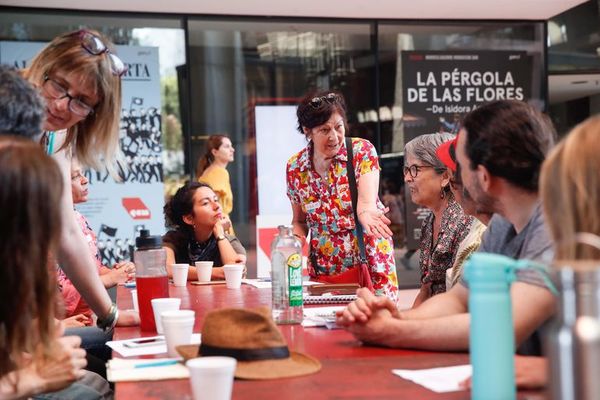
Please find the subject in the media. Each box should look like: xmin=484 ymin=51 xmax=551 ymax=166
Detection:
xmin=0 ymin=65 xmax=45 ymax=138
xmin=163 ymin=181 xmax=213 ymax=235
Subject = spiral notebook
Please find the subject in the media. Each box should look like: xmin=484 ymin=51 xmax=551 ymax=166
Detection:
xmin=303 ymin=294 xmax=357 ymax=304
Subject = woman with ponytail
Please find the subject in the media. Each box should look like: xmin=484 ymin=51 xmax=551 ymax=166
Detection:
xmin=196 ymin=135 xmax=235 ymax=233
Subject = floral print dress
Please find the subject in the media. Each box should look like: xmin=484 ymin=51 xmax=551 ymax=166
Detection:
xmin=286 ymin=137 xmax=399 ymax=301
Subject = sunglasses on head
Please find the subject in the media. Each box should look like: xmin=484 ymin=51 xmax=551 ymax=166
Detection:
xmin=75 ymin=30 xmax=127 ymax=77
xmin=309 ymin=93 xmax=340 ymax=109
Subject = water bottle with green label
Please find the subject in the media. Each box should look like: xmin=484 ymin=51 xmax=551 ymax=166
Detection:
xmin=271 ymin=225 xmax=303 ymax=324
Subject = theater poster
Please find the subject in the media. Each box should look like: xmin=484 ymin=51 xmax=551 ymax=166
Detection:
xmin=0 ymin=42 xmax=164 ymax=267
xmin=401 ymin=50 xmax=533 ymax=249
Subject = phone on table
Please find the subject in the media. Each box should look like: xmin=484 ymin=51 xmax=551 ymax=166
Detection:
xmin=123 ymin=336 xmax=165 ymax=348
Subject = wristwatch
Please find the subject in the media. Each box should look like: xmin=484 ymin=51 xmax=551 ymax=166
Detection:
xmin=216 ymin=234 xmax=226 ymax=241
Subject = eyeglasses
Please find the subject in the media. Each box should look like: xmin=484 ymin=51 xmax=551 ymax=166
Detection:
xmin=309 ymin=93 xmax=340 ymax=109
xmin=403 ymin=164 xmax=435 ymax=179
xmin=77 ymin=30 xmax=127 ymax=77
xmin=42 ymin=75 xmax=95 ymax=117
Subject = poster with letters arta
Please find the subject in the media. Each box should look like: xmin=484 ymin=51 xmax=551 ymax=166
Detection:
xmin=401 ymin=50 xmax=533 ymax=250
xmin=0 ymin=41 xmax=164 ymax=267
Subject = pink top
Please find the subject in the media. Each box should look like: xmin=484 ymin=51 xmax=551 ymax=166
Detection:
xmin=56 ymin=210 xmax=110 ymax=322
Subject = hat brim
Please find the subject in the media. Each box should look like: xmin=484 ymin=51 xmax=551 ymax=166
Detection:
xmin=176 ymin=345 xmax=322 ymax=380
xmin=235 ymin=351 xmax=321 ymax=380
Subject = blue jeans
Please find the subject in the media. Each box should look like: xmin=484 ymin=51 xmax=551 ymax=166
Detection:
xmin=32 ymin=371 xmax=113 ymax=400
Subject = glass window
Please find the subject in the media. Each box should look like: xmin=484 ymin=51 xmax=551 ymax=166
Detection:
xmin=377 ymin=22 xmax=545 ymax=258
xmin=187 ymin=18 xmax=375 ymax=276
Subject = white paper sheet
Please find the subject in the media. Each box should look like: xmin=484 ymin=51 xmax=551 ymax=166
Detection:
xmin=107 ymin=357 xmax=189 ymax=382
xmin=302 ymin=306 xmax=344 ymax=327
xmin=392 ymin=364 xmax=472 ymax=393
xmin=107 ymin=334 xmax=201 ymax=357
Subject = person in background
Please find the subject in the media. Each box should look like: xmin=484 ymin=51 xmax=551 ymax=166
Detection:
xmin=58 ymin=157 xmax=136 ymax=327
xmin=0 ymin=137 xmax=111 ymax=400
xmin=435 ymin=136 xmax=491 ymax=289
xmin=163 ymin=182 xmax=246 ymax=281
xmin=286 ymin=90 xmax=399 ymax=301
xmin=336 ymin=100 xmax=556 ymax=357
xmin=196 ymin=135 xmax=235 ymax=234
xmin=403 ymin=133 xmax=472 ymax=306
xmin=19 ymin=29 xmax=138 ymax=329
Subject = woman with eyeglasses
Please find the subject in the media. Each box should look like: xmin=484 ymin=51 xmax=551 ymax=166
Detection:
xmin=435 ymin=135 xmax=492 ymax=289
xmin=21 ymin=30 xmax=138 ymax=339
xmin=403 ymin=133 xmax=472 ymax=307
xmin=196 ymin=135 xmax=235 ymax=234
xmin=287 ymin=90 xmax=399 ymax=301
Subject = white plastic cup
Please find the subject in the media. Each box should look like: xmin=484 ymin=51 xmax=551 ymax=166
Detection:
xmin=131 ymin=289 xmax=139 ymax=312
xmin=172 ymin=263 xmax=190 ymax=287
xmin=186 ymin=357 xmax=236 ymax=400
xmin=161 ymin=310 xmax=195 ymax=357
xmin=195 ymin=261 xmax=214 ymax=282
xmin=151 ymin=298 xmax=181 ymax=334
xmin=223 ymin=264 xmax=244 ymax=289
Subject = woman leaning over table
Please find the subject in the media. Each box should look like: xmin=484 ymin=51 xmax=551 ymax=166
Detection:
xmin=286 ymin=90 xmax=399 ymax=301
xmin=403 ymin=133 xmax=472 ymax=307
xmin=22 ymin=29 xmax=138 ymax=329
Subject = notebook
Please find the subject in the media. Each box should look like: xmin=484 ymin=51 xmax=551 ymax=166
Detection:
xmin=303 ymin=294 xmax=357 ymax=304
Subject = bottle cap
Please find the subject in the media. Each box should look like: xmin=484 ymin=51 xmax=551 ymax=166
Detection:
xmin=464 ymin=253 xmax=515 ymax=285
xmin=135 ymin=229 xmax=162 ymax=249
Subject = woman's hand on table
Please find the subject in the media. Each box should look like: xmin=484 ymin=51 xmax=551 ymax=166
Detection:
xmin=110 ymin=261 xmax=136 ymax=285
xmin=116 ymin=309 xmax=140 ymax=327
xmin=357 ymin=207 xmax=393 ymax=238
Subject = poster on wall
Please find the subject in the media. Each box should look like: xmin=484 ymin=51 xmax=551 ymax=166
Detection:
xmin=0 ymin=41 xmax=164 ymax=267
xmin=254 ymin=105 xmax=307 ymax=277
xmin=401 ymin=50 xmax=533 ymax=249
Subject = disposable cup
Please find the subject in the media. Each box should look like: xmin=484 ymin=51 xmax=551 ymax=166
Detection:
xmin=161 ymin=310 xmax=195 ymax=357
xmin=131 ymin=289 xmax=139 ymax=312
xmin=172 ymin=263 xmax=190 ymax=287
xmin=151 ymin=298 xmax=181 ymax=334
xmin=195 ymin=261 xmax=214 ymax=282
xmin=186 ymin=356 xmax=236 ymax=400
xmin=223 ymin=264 xmax=244 ymax=289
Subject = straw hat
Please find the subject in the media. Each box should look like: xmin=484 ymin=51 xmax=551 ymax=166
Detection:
xmin=177 ymin=307 xmax=321 ymax=379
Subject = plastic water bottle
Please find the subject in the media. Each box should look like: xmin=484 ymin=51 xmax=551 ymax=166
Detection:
xmin=134 ymin=229 xmax=169 ymax=332
xmin=271 ymin=225 xmax=303 ymax=324
xmin=464 ymin=252 xmax=516 ymax=400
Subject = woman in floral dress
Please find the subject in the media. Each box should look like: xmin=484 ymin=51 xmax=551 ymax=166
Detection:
xmin=286 ymin=91 xmax=399 ymax=301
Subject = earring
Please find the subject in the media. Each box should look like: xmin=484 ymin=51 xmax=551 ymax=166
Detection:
xmin=440 ymin=187 xmax=446 ymax=199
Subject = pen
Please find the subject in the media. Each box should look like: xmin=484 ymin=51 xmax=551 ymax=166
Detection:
xmin=134 ymin=360 xmax=179 ymax=369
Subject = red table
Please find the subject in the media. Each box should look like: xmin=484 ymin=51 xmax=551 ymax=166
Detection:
xmin=114 ymin=283 xmax=546 ymax=399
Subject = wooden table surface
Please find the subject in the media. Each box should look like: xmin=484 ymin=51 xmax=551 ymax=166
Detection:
xmin=114 ymin=283 xmax=546 ymax=400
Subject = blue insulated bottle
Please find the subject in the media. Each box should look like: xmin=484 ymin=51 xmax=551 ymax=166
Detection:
xmin=464 ymin=253 xmax=517 ymax=400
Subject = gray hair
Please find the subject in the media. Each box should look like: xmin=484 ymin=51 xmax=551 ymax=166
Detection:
xmin=404 ymin=132 xmax=455 ymax=173
xmin=0 ymin=65 xmax=46 ymax=139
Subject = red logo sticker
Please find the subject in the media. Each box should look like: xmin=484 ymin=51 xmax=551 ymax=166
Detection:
xmin=122 ymin=197 xmax=151 ymax=220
